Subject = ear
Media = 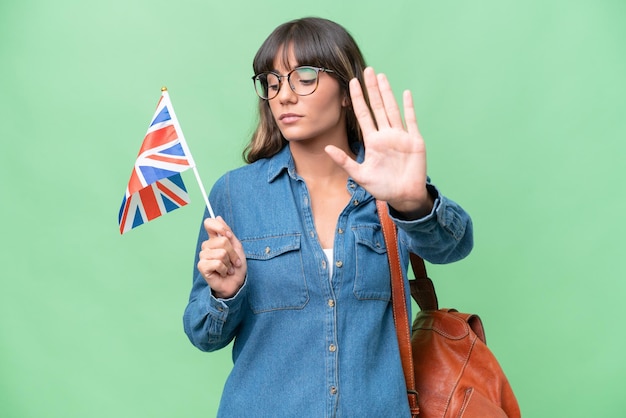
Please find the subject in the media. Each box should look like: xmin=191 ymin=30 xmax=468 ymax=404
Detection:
xmin=342 ymin=93 xmax=351 ymax=108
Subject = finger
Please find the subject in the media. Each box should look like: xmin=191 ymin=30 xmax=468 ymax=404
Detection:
xmin=199 ymin=241 xmax=240 ymax=275
xmin=377 ymin=73 xmax=403 ymax=129
xmin=197 ymin=257 xmax=229 ymax=279
xmin=403 ymin=90 xmax=422 ymax=139
xmin=349 ymin=77 xmax=376 ymax=135
xmin=362 ymin=67 xmax=390 ymax=130
xmin=203 ymin=216 xmax=233 ymax=239
xmin=227 ymin=231 xmax=244 ymax=269
xmin=202 ymin=217 xmax=242 ymax=270
xmin=201 ymin=235 xmax=230 ymax=252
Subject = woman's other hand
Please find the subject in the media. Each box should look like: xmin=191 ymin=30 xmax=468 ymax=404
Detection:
xmin=197 ymin=216 xmax=247 ymax=299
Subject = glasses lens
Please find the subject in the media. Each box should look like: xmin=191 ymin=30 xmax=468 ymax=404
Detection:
xmin=254 ymin=73 xmax=280 ymax=99
xmin=291 ymin=67 xmax=319 ymax=96
xmin=254 ymin=68 xmax=322 ymax=99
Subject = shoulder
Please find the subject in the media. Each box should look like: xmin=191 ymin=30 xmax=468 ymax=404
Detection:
xmin=212 ymin=146 xmax=291 ymax=194
xmin=211 ymin=159 xmax=271 ymax=194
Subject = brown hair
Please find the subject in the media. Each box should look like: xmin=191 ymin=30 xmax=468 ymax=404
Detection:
xmin=243 ymin=17 xmax=368 ymax=164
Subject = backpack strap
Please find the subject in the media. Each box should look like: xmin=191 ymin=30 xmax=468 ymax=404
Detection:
xmin=408 ymin=252 xmax=439 ymax=311
xmin=376 ymin=201 xmax=420 ymax=417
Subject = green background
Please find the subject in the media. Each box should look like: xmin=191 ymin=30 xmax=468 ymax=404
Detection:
xmin=1 ymin=0 xmax=624 ymax=417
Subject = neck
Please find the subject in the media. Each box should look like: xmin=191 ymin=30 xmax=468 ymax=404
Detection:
xmin=289 ymin=137 xmax=354 ymax=181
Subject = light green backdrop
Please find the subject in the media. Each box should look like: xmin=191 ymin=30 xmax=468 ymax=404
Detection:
xmin=1 ymin=0 xmax=625 ymax=417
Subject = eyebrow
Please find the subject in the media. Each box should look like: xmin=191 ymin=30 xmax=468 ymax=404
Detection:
xmin=268 ymin=64 xmax=305 ymax=75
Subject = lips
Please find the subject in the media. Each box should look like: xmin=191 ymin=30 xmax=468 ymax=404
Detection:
xmin=279 ymin=113 xmax=302 ymax=123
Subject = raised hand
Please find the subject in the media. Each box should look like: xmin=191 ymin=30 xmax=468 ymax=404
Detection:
xmin=325 ymin=67 xmax=433 ymax=219
xmin=197 ymin=216 xmax=247 ymax=299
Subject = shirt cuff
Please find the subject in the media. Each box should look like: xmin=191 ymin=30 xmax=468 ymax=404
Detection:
xmin=207 ymin=276 xmax=248 ymax=317
xmin=388 ymin=183 xmax=441 ymax=230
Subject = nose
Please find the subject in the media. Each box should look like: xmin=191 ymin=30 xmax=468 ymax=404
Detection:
xmin=276 ymin=77 xmax=297 ymax=103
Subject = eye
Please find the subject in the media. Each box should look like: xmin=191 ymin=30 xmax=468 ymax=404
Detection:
xmin=264 ymin=74 xmax=281 ymax=91
xmin=294 ymin=67 xmax=318 ymax=84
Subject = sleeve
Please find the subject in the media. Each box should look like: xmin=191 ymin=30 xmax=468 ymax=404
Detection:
xmin=389 ymin=180 xmax=474 ymax=264
xmin=182 ymin=175 xmax=248 ymax=352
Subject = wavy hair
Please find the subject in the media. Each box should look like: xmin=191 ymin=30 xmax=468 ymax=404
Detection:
xmin=243 ymin=17 xmax=368 ymax=164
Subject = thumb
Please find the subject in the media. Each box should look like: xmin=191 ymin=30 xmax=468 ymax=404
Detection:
xmin=325 ymin=145 xmax=360 ymax=175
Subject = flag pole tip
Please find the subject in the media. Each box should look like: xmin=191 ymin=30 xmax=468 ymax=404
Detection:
xmin=161 ymin=86 xmax=168 ymax=92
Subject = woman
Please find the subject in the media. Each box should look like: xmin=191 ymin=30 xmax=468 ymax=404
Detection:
xmin=183 ymin=17 xmax=473 ymax=417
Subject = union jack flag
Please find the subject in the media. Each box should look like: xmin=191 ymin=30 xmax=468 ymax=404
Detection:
xmin=118 ymin=89 xmax=195 ymax=234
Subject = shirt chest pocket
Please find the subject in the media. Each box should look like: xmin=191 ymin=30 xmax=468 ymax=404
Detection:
xmin=242 ymin=234 xmax=309 ymax=314
xmin=352 ymin=226 xmax=391 ymax=301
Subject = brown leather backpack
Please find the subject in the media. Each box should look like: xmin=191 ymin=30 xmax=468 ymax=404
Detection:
xmin=378 ymin=201 xmax=521 ymax=417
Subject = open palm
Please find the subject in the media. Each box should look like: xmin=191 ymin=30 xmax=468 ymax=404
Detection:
xmin=326 ymin=67 xmax=432 ymax=217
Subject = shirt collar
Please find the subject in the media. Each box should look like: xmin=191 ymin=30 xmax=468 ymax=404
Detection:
xmin=267 ymin=145 xmax=295 ymax=183
xmin=266 ymin=143 xmax=365 ymax=183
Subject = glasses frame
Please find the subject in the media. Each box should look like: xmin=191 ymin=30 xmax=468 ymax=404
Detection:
xmin=252 ymin=66 xmax=335 ymax=100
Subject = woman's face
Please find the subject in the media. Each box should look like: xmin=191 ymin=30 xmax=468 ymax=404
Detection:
xmin=268 ymin=47 xmax=348 ymax=145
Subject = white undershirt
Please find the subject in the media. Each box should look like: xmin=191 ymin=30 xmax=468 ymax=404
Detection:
xmin=323 ymin=248 xmax=334 ymax=279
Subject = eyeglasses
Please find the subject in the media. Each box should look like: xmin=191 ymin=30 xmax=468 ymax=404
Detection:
xmin=252 ymin=66 xmax=335 ymax=100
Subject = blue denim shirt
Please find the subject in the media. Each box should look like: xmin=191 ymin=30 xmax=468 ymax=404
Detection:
xmin=183 ymin=145 xmax=473 ymax=418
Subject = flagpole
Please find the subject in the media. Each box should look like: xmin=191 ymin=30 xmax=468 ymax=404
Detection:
xmin=191 ymin=165 xmax=215 ymax=218
xmin=161 ymin=87 xmax=216 ymax=219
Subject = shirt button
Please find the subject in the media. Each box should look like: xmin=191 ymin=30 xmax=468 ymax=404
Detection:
xmin=321 ymin=260 xmax=327 ymax=270
xmin=330 ymin=386 xmax=338 ymax=395
xmin=353 ymin=199 xmax=359 ymax=206
xmin=337 ymin=228 xmax=344 ymax=234
xmin=328 ymin=299 xmax=335 ymax=307
xmin=329 ymin=344 xmax=337 ymax=352
xmin=335 ymin=260 xmax=343 ymax=268
xmin=265 ymin=247 xmax=270 ymax=254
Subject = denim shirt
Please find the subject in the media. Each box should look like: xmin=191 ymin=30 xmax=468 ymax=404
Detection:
xmin=183 ymin=145 xmax=473 ymax=418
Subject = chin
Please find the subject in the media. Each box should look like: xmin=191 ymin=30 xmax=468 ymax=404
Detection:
xmin=279 ymin=130 xmax=307 ymax=142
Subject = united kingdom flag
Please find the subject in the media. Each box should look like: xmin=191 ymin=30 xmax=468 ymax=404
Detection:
xmin=118 ymin=88 xmax=195 ymax=234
